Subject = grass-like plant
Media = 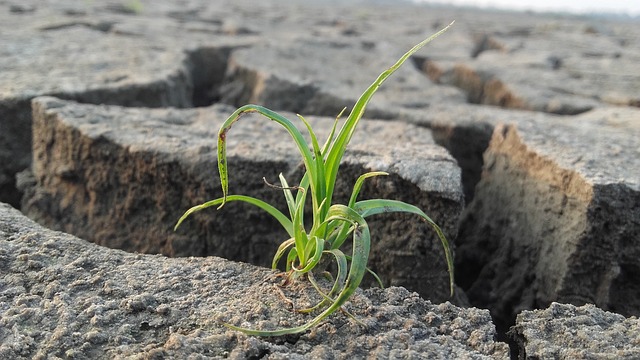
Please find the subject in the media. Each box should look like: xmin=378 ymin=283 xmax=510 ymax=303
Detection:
xmin=175 ymin=22 xmax=455 ymax=336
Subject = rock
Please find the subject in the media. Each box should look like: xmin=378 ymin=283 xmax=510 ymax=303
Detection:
xmin=0 ymin=0 xmax=262 ymax=206
xmin=219 ymin=38 xmax=466 ymax=119
xmin=3 ymin=0 xmax=638 ymax=210
xmin=454 ymin=106 xmax=640 ymax=330
xmin=0 ymin=25 xmax=187 ymax=206
xmin=0 ymin=202 xmax=508 ymax=359
xmin=423 ymin=14 xmax=640 ymax=114
xmin=403 ymin=102 xmax=550 ymax=202
xmin=509 ymin=302 xmax=640 ymax=359
xmin=21 ymin=96 xmax=464 ymax=303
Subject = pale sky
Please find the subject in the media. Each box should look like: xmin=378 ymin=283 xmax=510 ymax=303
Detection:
xmin=416 ymin=0 xmax=640 ymax=16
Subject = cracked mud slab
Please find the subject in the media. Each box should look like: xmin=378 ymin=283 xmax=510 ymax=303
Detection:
xmin=21 ymin=96 xmax=463 ymax=304
xmin=456 ymin=106 xmax=640 ymax=330
xmin=0 ymin=203 xmax=508 ymax=359
xmin=510 ymin=302 xmax=640 ymax=359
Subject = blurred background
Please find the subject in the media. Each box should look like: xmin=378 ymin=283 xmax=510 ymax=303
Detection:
xmin=415 ymin=0 xmax=640 ymax=17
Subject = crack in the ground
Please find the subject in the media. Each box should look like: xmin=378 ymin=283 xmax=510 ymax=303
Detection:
xmin=39 ymin=21 xmax=118 ymax=33
xmin=2 ymin=20 xmax=638 ymax=358
xmin=412 ymin=57 xmax=596 ymax=116
xmin=0 ymin=36 xmax=565 ymax=355
xmin=0 ymin=44 xmax=234 ymax=208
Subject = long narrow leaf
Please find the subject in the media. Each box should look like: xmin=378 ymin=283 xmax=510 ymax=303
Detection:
xmin=354 ymin=199 xmax=454 ymax=296
xmin=327 ymin=222 xmax=354 ymax=251
xmin=320 ymin=107 xmax=345 ymax=157
xmin=277 ymin=173 xmax=297 ymax=220
xmin=294 ymin=172 xmax=310 ymax=212
xmin=323 ymin=204 xmax=370 ymax=304
xmin=298 ymin=248 xmax=349 ymax=313
xmin=294 ymin=236 xmax=325 ymax=274
xmin=286 ymin=247 xmax=298 ymax=272
xmin=348 ymin=171 xmax=388 ymax=207
xmin=294 ymin=223 xmax=308 ymax=267
xmin=324 ymin=170 xmax=379 ymax=251
xmin=302 ymin=272 xmax=366 ymax=328
xmin=272 ymin=238 xmax=296 ymax=269
xmin=323 ymin=22 xmax=454 ymax=214
xmin=216 ymin=105 xmax=317 ymax=209
xmin=297 ymin=114 xmax=326 ymax=222
xmin=174 ymin=195 xmax=293 ymax=237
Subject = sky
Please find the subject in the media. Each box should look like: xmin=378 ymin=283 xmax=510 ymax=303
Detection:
xmin=415 ymin=0 xmax=640 ymax=16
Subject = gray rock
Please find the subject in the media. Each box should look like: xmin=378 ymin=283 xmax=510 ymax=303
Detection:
xmin=0 ymin=0 xmax=261 ymax=206
xmin=219 ymin=38 xmax=466 ymax=119
xmin=509 ymin=302 xmax=640 ymax=359
xmin=3 ymin=0 xmax=638 ymax=209
xmin=0 ymin=202 xmax=508 ymax=359
xmin=423 ymin=15 xmax=640 ymax=114
xmin=0 ymin=24 xmax=188 ymax=206
xmin=21 ymin=96 xmax=464 ymax=304
xmin=403 ymin=102 xmax=551 ymax=201
xmin=454 ymin=106 xmax=640 ymax=330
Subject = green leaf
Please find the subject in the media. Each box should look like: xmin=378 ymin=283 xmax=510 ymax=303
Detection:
xmin=277 ymin=173 xmax=297 ymax=220
xmin=174 ymin=195 xmax=293 ymax=237
xmin=272 ymin=238 xmax=295 ymax=270
xmin=354 ymin=199 xmax=454 ymax=297
xmin=297 ymin=114 xmax=326 ymax=222
xmin=320 ymin=107 xmax=345 ymax=157
xmin=293 ymin=192 xmax=308 ymax=266
xmin=216 ymin=105 xmax=317 ymax=209
xmin=294 ymin=236 xmax=325 ymax=274
xmin=299 ymin=248 xmax=348 ymax=313
xmin=294 ymin=222 xmax=308 ymax=267
xmin=348 ymin=171 xmax=389 ymax=208
xmin=322 ymin=21 xmax=455 ymax=213
xmin=286 ymin=247 xmax=298 ymax=272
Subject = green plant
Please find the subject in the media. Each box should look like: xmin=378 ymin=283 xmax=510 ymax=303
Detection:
xmin=175 ymin=22 xmax=455 ymax=336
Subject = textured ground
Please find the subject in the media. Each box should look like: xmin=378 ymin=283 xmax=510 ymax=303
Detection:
xmin=0 ymin=203 xmax=508 ymax=359
xmin=1 ymin=0 xmax=639 ymax=358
